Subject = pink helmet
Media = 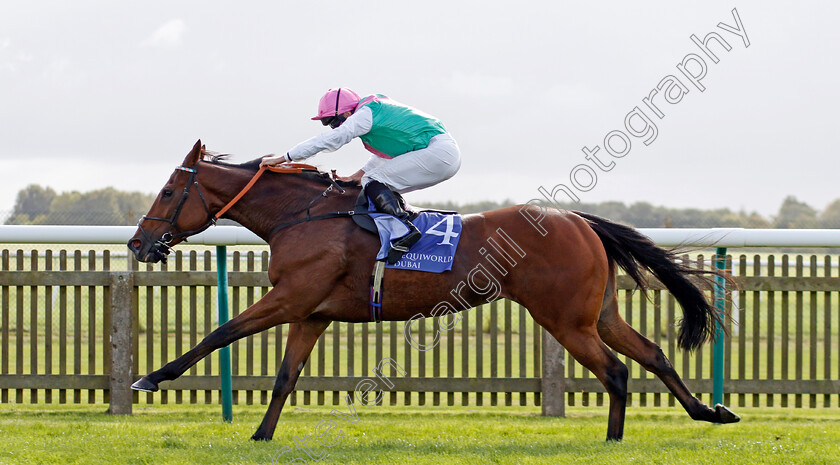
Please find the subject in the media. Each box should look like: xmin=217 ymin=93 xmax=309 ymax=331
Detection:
xmin=311 ymin=88 xmax=361 ymax=120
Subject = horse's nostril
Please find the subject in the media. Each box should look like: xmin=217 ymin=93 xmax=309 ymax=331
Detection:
xmin=130 ymin=239 xmax=142 ymax=250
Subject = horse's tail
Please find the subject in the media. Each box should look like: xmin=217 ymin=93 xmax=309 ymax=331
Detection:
xmin=573 ymin=210 xmax=723 ymax=351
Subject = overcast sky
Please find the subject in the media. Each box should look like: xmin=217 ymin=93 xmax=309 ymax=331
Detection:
xmin=1 ymin=1 xmax=838 ymax=219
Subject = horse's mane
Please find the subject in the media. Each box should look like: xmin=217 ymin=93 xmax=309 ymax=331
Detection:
xmin=200 ymin=151 xmax=361 ymax=189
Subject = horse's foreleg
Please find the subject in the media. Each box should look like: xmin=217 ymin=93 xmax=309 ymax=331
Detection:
xmin=252 ymin=318 xmax=331 ymax=441
xmin=597 ymin=298 xmax=740 ymax=424
xmin=132 ymin=289 xmax=303 ymax=393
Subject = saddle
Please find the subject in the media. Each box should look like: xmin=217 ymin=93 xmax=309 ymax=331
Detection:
xmin=351 ymin=190 xmax=456 ymax=234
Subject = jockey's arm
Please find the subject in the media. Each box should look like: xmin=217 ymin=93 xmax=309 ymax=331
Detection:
xmin=287 ymin=106 xmax=373 ymax=162
xmin=335 ymin=153 xmax=388 ymax=183
xmin=337 ymin=169 xmax=365 ymax=183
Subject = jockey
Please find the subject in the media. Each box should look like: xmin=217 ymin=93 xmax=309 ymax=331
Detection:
xmin=262 ymin=88 xmax=461 ymax=263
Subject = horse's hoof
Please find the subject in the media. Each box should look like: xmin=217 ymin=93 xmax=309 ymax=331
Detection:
xmin=131 ymin=377 xmax=159 ymax=393
xmin=714 ymin=404 xmax=740 ymax=423
xmin=251 ymin=432 xmax=271 ymax=441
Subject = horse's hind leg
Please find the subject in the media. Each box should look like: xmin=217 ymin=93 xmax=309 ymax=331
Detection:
xmin=252 ymin=318 xmax=330 ymax=441
xmin=553 ymin=327 xmax=629 ymax=440
xmin=534 ymin=308 xmax=629 ymax=441
xmin=597 ymin=290 xmax=740 ymax=424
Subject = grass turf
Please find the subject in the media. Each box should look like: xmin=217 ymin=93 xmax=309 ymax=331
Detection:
xmin=0 ymin=403 xmax=838 ymax=464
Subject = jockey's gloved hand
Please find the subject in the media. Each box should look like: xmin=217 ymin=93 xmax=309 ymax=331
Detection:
xmin=260 ymin=153 xmax=292 ymax=167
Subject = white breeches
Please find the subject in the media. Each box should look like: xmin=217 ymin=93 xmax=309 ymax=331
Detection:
xmin=361 ymin=133 xmax=461 ymax=194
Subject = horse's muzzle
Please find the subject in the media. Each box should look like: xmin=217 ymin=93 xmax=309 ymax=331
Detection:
xmin=127 ymin=236 xmax=170 ymax=264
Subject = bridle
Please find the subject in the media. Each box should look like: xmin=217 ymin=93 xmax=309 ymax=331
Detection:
xmin=136 ymin=164 xmax=214 ymax=260
xmin=136 ymin=161 xmax=352 ymax=262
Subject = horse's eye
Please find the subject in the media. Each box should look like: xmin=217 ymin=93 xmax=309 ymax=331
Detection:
xmin=162 ymin=189 xmax=174 ymax=199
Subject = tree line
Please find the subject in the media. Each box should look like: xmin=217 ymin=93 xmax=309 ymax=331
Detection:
xmin=5 ymin=185 xmax=156 ymax=226
xmin=416 ymin=196 xmax=840 ymax=229
xmin=5 ymin=184 xmax=840 ymax=229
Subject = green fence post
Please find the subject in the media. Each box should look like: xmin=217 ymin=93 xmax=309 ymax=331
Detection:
xmin=216 ymin=245 xmax=233 ymax=422
xmin=712 ymin=247 xmax=727 ymax=406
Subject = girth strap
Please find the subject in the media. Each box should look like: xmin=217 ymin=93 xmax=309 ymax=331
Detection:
xmin=369 ymin=260 xmax=386 ymax=322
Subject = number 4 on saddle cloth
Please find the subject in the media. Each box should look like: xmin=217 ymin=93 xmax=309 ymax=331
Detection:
xmin=352 ymin=191 xmax=462 ymax=322
xmin=352 ymin=192 xmax=462 ymax=273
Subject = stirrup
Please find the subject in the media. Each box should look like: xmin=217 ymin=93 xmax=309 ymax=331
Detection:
xmin=386 ymin=246 xmax=407 ymax=265
xmin=386 ymin=228 xmax=421 ymax=264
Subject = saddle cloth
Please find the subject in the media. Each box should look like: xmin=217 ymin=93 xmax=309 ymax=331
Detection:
xmin=353 ymin=192 xmax=462 ymax=273
xmin=371 ymin=211 xmax=462 ymax=272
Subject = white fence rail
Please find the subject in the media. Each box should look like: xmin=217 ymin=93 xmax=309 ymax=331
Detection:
xmin=2 ymin=225 xmax=840 ymax=247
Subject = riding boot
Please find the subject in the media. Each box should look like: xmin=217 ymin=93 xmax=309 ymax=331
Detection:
xmin=365 ymin=181 xmax=422 ymax=264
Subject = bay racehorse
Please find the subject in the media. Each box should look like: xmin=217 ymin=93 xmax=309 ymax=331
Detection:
xmin=127 ymin=140 xmax=739 ymax=441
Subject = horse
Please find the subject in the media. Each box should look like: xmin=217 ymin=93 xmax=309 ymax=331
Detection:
xmin=127 ymin=140 xmax=740 ymax=442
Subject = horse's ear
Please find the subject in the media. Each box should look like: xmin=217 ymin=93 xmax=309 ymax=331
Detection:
xmin=184 ymin=139 xmax=202 ymax=166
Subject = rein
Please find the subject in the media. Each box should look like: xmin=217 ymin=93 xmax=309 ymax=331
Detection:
xmin=214 ymin=163 xmax=329 ymax=221
xmin=138 ymin=161 xmax=360 ymax=257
